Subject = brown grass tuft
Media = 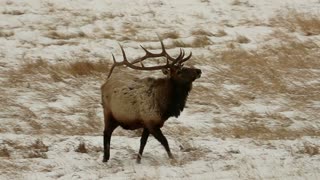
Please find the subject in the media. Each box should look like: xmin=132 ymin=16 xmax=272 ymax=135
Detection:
xmin=172 ymin=40 xmax=189 ymax=47
xmin=231 ymin=0 xmax=241 ymax=5
xmin=25 ymin=151 xmax=48 ymax=159
xmin=75 ymin=142 xmax=88 ymax=153
xmin=297 ymin=142 xmax=320 ymax=156
xmin=191 ymin=29 xmax=213 ymax=36
xmin=46 ymin=30 xmax=86 ymax=39
xmin=0 ymin=146 xmax=10 ymax=158
xmin=0 ymin=30 xmax=14 ymax=37
xmin=213 ymin=29 xmax=227 ymax=37
xmin=31 ymin=139 xmax=49 ymax=152
xmin=162 ymin=31 xmax=180 ymax=39
xmin=235 ymin=35 xmax=250 ymax=44
xmin=270 ymin=9 xmax=320 ymax=36
xmin=193 ymin=36 xmax=212 ymax=47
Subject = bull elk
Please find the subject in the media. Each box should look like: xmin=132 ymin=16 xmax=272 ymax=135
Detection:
xmin=101 ymin=39 xmax=201 ymax=163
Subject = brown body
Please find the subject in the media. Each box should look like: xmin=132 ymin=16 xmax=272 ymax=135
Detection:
xmin=102 ymin=40 xmax=201 ymax=163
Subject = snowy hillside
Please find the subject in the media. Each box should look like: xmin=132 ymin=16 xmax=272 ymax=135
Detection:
xmin=1 ymin=0 xmax=320 ymax=179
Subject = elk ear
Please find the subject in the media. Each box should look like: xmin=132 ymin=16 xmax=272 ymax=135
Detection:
xmin=162 ymin=68 xmax=170 ymax=75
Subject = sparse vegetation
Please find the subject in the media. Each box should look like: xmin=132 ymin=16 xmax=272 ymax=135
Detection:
xmin=192 ymin=36 xmax=212 ymax=47
xmin=75 ymin=142 xmax=88 ymax=153
xmin=231 ymin=0 xmax=241 ymax=6
xmin=213 ymin=29 xmax=227 ymax=37
xmin=162 ymin=31 xmax=180 ymax=39
xmin=46 ymin=30 xmax=86 ymax=39
xmin=0 ymin=30 xmax=14 ymax=37
xmin=297 ymin=142 xmax=320 ymax=156
xmin=212 ymin=124 xmax=320 ymax=140
xmin=0 ymin=146 xmax=10 ymax=158
xmin=235 ymin=34 xmax=250 ymax=43
xmin=191 ymin=29 xmax=213 ymax=36
xmin=270 ymin=9 xmax=320 ymax=35
xmin=12 ymin=59 xmax=110 ymax=79
xmin=172 ymin=39 xmax=189 ymax=47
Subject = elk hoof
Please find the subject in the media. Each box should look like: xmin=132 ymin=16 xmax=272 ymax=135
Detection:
xmin=169 ymin=153 xmax=174 ymax=159
xmin=102 ymin=158 xmax=108 ymax=163
xmin=136 ymin=154 xmax=142 ymax=164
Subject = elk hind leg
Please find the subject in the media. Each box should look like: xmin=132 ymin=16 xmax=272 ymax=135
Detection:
xmin=137 ymin=128 xmax=149 ymax=163
xmin=149 ymin=128 xmax=173 ymax=159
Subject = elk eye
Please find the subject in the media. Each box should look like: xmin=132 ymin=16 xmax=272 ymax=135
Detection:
xmin=177 ymin=70 xmax=182 ymax=75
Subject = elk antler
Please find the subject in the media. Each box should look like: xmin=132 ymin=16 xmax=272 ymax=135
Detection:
xmin=107 ymin=38 xmax=192 ymax=78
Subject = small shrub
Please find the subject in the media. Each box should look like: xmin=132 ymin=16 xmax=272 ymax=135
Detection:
xmin=31 ymin=139 xmax=49 ymax=152
xmin=75 ymin=142 xmax=88 ymax=153
xmin=0 ymin=146 xmax=10 ymax=158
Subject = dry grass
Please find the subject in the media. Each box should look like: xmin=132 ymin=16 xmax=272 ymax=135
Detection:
xmin=213 ymin=29 xmax=227 ymax=37
xmin=75 ymin=142 xmax=88 ymax=153
xmin=172 ymin=40 xmax=189 ymax=47
xmin=25 ymin=139 xmax=49 ymax=159
xmin=235 ymin=35 xmax=250 ymax=44
xmin=231 ymin=0 xmax=252 ymax=7
xmin=172 ymin=36 xmax=212 ymax=48
xmin=2 ymin=9 xmax=25 ymax=15
xmin=46 ymin=30 xmax=86 ymax=39
xmin=10 ymin=59 xmax=110 ymax=80
xmin=1 ymin=139 xmax=49 ymax=159
xmin=0 ymin=146 xmax=10 ymax=158
xmin=0 ymin=30 xmax=14 ymax=37
xmin=270 ymin=9 xmax=320 ymax=36
xmin=195 ymin=35 xmax=320 ymax=140
xmin=162 ymin=31 xmax=180 ymax=39
xmin=213 ymin=38 xmax=320 ymax=94
xmin=212 ymin=124 xmax=320 ymax=140
xmin=31 ymin=139 xmax=49 ymax=152
xmin=25 ymin=151 xmax=48 ymax=159
xmin=231 ymin=0 xmax=241 ymax=6
xmin=191 ymin=29 xmax=213 ymax=36
xmin=193 ymin=36 xmax=212 ymax=47
xmin=297 ymin=142 xmax=320 ymax=156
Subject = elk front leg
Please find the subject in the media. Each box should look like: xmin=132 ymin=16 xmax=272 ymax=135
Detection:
xmin=137 ymin=128 xmax=149 ymax=163
xmin=103 ymin=118 xmax=118 ymax=162
xmin=149 ymin=128 xmax=173 ymax=159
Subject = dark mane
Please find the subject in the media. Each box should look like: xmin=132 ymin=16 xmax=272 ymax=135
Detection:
xmin=160 ymin=80 xmax=192 ymax=120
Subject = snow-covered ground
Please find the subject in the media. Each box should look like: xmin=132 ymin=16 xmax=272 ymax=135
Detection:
xmin=1 ymin=0 xmax=320 ymax=179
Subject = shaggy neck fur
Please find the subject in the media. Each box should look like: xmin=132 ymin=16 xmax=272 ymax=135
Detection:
xmin=159 ymin=79 xmax=192 ymax=121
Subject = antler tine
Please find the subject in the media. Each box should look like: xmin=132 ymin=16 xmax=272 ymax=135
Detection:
xmin=107 ymin=53 xmax=122 ymax=78
xmin=180 ymin=51 xmax=192 ymax=64
xmin=107 ymin=38 xmax=193 ymax=78
xmin=119 ymin=44 xmax=129 ymax=63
